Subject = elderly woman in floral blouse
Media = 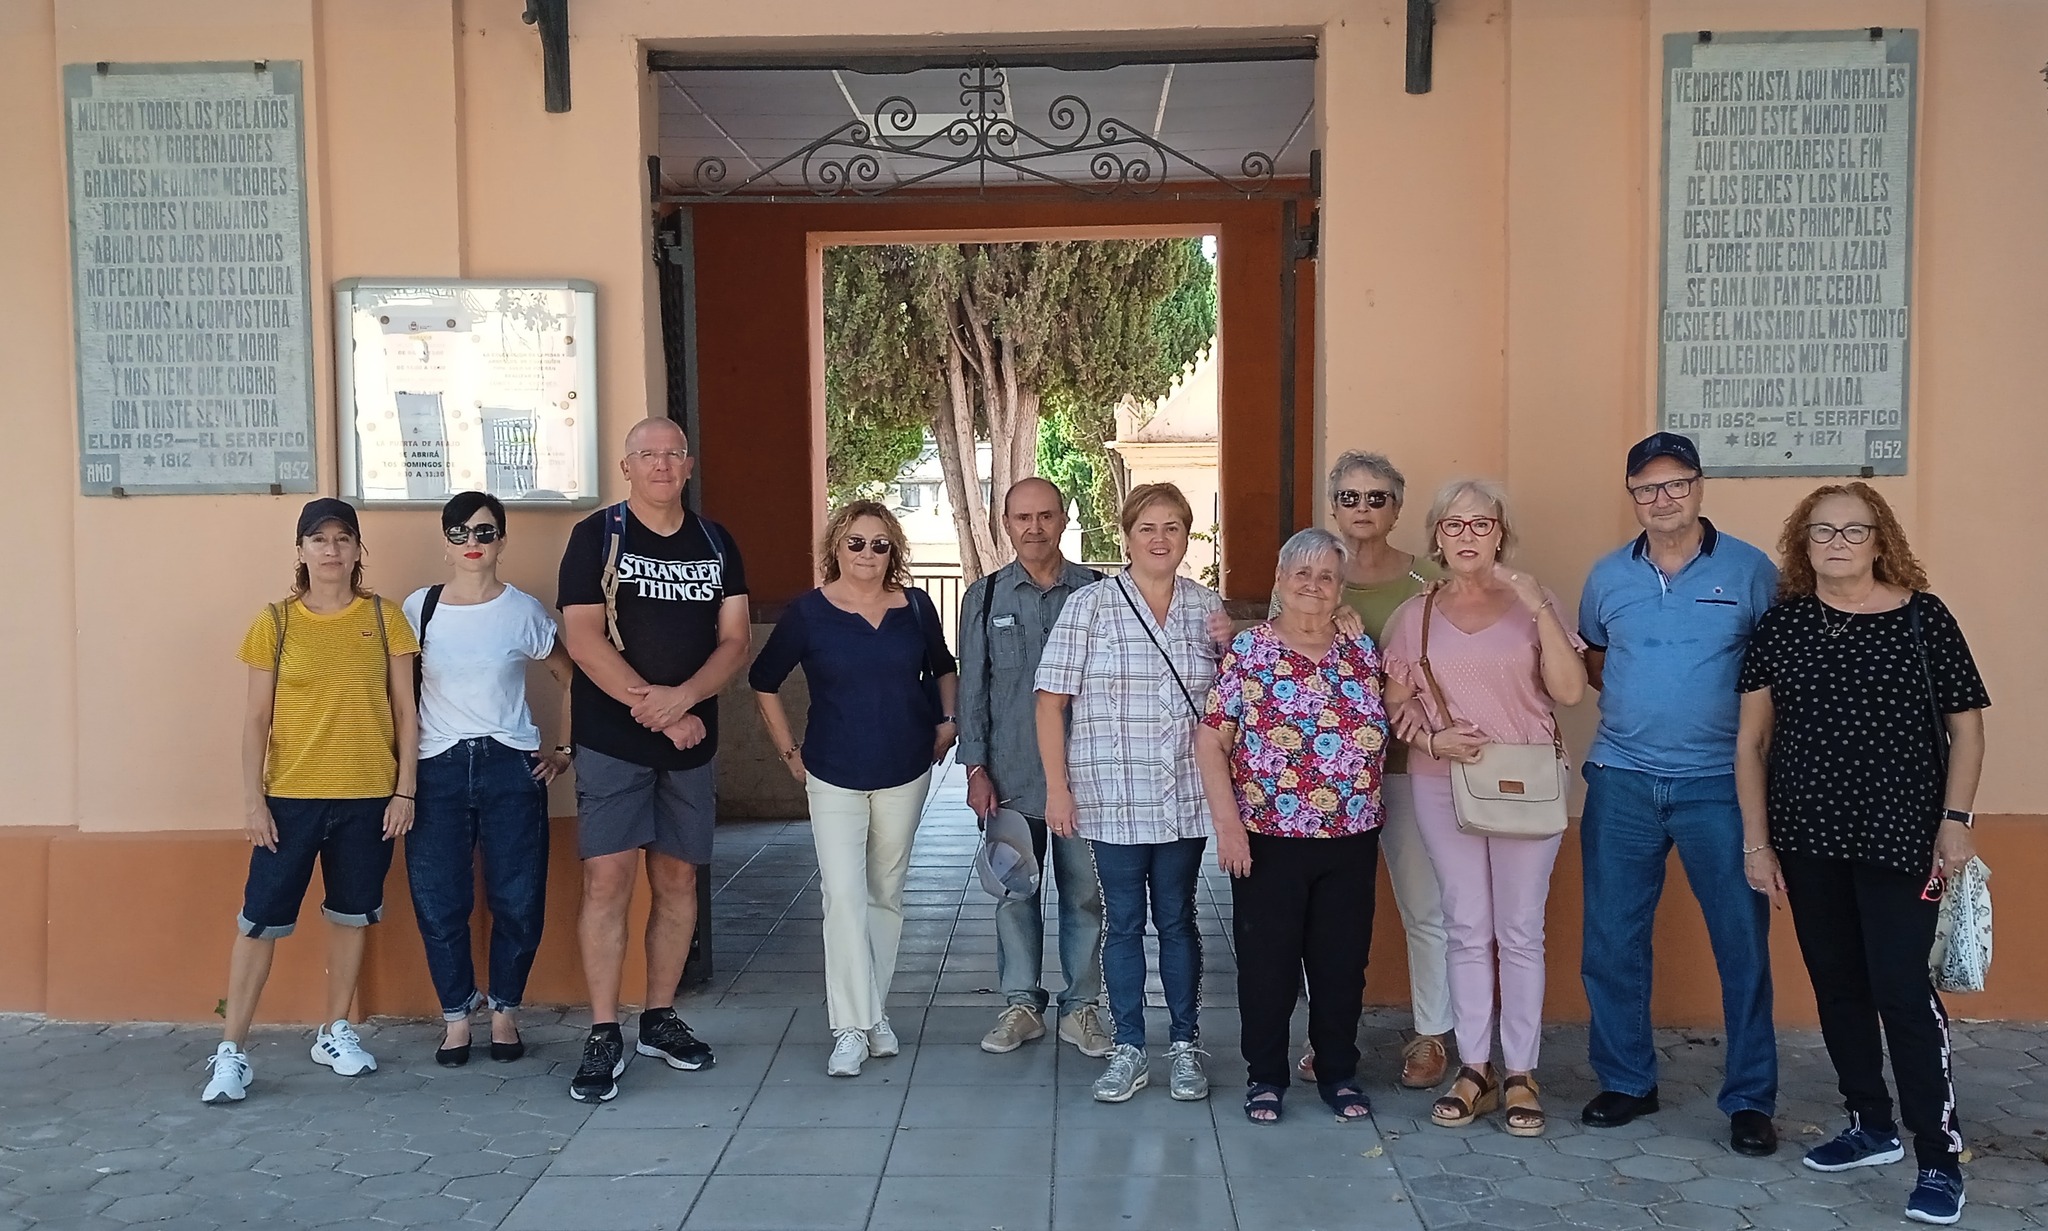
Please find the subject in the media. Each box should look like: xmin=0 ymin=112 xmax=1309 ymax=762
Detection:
xmin=1195 ymin=528 xmax=1390 ymax=1125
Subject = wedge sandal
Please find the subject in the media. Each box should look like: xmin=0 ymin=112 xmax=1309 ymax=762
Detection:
xmin=1430 ymin=1065 xmax=1500 ymax=1128
xmin=1502 ymin=1072 xmax=1546 ymax=1137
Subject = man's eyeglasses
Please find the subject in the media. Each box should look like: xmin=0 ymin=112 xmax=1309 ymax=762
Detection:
xmin=1807 ymin=523 xmax=1876 ymax=546
xmin=1627 ymin=475 xmax=1699 ymax=505
xmin=445 ymin=524 xmax=503 ymax=545
xmin=1335 ymin=488 xmax=1395 ymax=510
xmin=1437 ymin=516 xmax=1499 ymax=538
xmin=844 ymin=536 xmax=894 ymax=556
xmin=630 ymin=448 xmax=689 ymax=465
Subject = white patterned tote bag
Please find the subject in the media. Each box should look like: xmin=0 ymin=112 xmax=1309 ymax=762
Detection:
xmin=1928 ymin=857 xmax=1992 ymax=994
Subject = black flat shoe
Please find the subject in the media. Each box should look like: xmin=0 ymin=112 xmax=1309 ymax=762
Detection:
xmin=1730 ymin=1109 xmax=1779 ymax=1156
xmin=490 ymin=1038 xmax=526 ymax=1063
xmin=435 ymin=1043 xmax=471 ymax=1068
xmin=1581 ymin=1087 xmax=1659 ymax=1127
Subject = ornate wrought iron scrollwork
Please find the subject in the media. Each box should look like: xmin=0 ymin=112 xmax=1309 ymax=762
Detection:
xmin=681 ymin=56 xmax=1278 ymax=198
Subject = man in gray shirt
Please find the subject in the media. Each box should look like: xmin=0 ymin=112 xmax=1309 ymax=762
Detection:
xmin=959 ymin=477 xmax=1112 ymax=1058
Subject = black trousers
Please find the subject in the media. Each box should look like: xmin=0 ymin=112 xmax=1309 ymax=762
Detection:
xmin=1231 ymin=830 xmax=1379 ymax=1090
xmin=1779 ymin=851 xmax=1963 ymax=1168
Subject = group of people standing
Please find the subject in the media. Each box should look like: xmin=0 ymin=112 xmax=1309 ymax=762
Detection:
xmin=197 ymin=417 xmax=1989 ymax=1228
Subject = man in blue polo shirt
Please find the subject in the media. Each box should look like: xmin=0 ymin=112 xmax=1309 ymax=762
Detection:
xmin=1577 ymin=432 xmax=1780 ymax=1157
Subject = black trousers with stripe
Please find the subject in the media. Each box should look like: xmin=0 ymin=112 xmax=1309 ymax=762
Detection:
xmin=1778 ymin=851 xmax=1963 ymax=1168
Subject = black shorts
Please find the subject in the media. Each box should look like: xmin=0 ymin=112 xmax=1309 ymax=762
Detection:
xmin=239 ymin=796 xmax=394 ymax=939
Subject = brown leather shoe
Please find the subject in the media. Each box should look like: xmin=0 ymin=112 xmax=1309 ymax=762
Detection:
xmin=1400 ymin=1033 xmax=1450 ymax=1089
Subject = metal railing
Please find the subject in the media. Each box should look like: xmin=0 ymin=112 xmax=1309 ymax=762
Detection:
xmin=909 ymin=560 xmax=1128 ymax=650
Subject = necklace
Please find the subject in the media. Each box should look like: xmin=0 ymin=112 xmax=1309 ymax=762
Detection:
xmin=1818 ymin=604 xmax=1858 ymax=638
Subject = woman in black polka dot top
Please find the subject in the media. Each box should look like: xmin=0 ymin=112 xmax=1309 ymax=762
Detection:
xmin=1733 ymin=481 xmax=1988 ymax=1225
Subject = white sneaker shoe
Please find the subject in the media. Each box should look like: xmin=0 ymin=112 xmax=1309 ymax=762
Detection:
xmin=311 ymin=1020 xmax=377 ymax=1076
xmin=201 ymin=1041 xmax=251 ymax=1104
xmin=828 ymin=1029 xmax=869 ymax=1077
xmin=866 ymin=1017 xmax=900 ymax=1058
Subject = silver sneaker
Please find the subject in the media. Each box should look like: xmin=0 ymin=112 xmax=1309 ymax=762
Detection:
xmin=1058 ymin=1004 xmax=1114 ymax=1058
xmin=1165 ymin=1041 xmax=1209 ymax=1101
xmin=980 ymin=1005 xmax=1046 ymax=1054
xmin=1092 ymin=1044 xmax=1149 ymax=1102
xmin=866 ymin=1017 xmax=900 ymax=1058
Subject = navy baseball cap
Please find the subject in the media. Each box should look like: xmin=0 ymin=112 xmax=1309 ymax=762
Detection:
xmin=1625 ymin=432 xmax=1703 ymax=478
xmin=295 ymin=497 xmax=362 ymax=540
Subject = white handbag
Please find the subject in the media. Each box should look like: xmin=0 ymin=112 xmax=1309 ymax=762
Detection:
xmin=1929 ymin=856 xmax=1992 ymax=994
xmin=1415 ymin=586 xmax=1569 ymax=840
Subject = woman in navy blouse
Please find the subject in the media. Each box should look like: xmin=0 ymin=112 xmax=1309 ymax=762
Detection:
xmin=752 ymin=500 xmax=958 ymax=1077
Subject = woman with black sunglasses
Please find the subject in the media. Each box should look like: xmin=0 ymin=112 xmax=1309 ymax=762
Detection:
xmin=751 ymin=500 xmax=958 ymax=1076
xmin=404 ymin=491 xmax=576 ymax=1066
xmin=1735 ymin=482 xmax=1989 ymax=1226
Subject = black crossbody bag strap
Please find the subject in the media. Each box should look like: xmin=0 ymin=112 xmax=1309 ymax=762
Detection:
xmin=979 ymin=580 xmax=998 ymax=752
xmin=1114 ymin=573 xmax=1199 ymax=720
xmin=412 ymin=584 xmax=445 ymax=701
xmin=1907 ymin=594 xmax=1952 ymax=791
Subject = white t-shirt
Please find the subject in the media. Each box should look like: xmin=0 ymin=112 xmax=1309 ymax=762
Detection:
xmin=403 ymin=584 xmax=558 ymax=758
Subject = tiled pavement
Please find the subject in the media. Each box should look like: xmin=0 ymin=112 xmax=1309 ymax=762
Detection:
xmin=3 ymin=763 xmax=2044 ymax=1230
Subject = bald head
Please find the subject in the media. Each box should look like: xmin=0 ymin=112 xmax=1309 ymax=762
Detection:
xmin=1001 ymin=476 xmax=1069 ymax=570
xmin=1003 ymin=475 xmax=1065 ymax=516
xmin=624 ymin=417 xmax=687 ymax=456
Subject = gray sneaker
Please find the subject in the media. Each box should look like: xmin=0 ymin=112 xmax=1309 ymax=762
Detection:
xmin=1058 ymin=1004 xmax=1114 ymax=1058
xmin=1092 ymin=1044 xmax=1149 ymax=1102
xmin=1165 ymin=1041 xmax=1209 ymax=1101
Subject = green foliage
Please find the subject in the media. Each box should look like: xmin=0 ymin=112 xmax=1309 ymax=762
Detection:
xmin=823 ymin=237 xmax=1217 ymax=558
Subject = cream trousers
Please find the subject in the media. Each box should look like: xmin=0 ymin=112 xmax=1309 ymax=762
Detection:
xmin=805 ymin=769 xmax=933 ymax=1032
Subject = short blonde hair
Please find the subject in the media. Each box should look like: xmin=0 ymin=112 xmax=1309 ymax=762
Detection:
xmin=1120 ymin=482 xmax=1195 ymax=536
xmin=819 ymin=500 xmax=913 ymax=590
xmin=1423 ymin=478 xmax=1518 ymax=566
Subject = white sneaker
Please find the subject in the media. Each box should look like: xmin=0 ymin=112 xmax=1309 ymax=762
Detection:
xmin=866 ymin=1017 xmax=900 ymax=1058
xmin=1165 ymin=1040 xmax=1210 ymax=1101
xmin=201 ymin=1041 xmax=251 ymax=1104
xmin=311 ymin=1020 xmax=377 ymax=1076
xmin=828 ymin=1029 xmax=869 ymax=1077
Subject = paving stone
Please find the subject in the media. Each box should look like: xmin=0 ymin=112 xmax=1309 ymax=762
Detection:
xmin=1555 ymin=1198 xmax=1657 ymax=1229
xmin=503 ymin=1175 xmax=705 ymax=1230
xmin=1441 ymin=1151 xmax=1532 ymax=1180
xmin=1408 ymin=1172 xmax=1497 ymax=1204
xmin=1743 ymin=1203 xmax=1845 ymax=1231
xmin=1651 ymin=1202 xmax=1749 ymax=1230
xmin=1463 ymin=1195 xmax=1564 ymax=1228
xmin=1611 ymin=1152 xmax=1701 ymax=1183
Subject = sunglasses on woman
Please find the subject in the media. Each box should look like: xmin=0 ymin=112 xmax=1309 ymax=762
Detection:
xmin=1335 ymin=488 xmax=1395 ymax=510
xmin=844 ymin=536 xmax=894 ymax=556
xmin=1437 ymin=516 xmax=1499 ymax=538
xmin=444 ymin=524 xmax=503 ymax=545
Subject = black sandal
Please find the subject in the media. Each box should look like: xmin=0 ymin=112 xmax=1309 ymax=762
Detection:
xmin=1243 ymin=1082 xmax=1286 ymax=1125
xmin=1319 ymin=1081 xmax=1372 ymax=1121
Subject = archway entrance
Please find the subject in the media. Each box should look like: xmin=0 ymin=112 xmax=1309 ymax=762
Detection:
xmin=647 ymin=47 xmax=1320 ymax=611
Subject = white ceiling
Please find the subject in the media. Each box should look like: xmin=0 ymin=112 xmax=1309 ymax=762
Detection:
xmin=656 ymin=59 xmax=1315 ymax=197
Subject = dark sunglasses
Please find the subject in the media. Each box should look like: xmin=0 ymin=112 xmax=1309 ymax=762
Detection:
xmin=444 ymin=524 xmax=503 ymax=545
xmin=1335 ymin=488 xmax=1395 ymax=510
xmin=844 ymin=535 xmax=894 ymax=556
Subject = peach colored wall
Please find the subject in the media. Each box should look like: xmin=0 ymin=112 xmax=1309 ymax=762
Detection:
xmin=3 ymin=0 xmax=2045 ymax=1022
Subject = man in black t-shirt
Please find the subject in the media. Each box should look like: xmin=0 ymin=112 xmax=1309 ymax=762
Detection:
xmin=557 ymin=417 xmax=750 ymax=1102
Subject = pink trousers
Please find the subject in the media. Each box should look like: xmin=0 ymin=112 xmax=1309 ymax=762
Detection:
xmin=1410 ymin=773 xmax=1562 ymax=1073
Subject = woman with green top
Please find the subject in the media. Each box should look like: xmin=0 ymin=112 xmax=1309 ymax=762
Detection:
xmin=1290 ymin=451 xmax=1452 ymax=1089
xmin=202 ymin=498 xmax=421 ymax=1105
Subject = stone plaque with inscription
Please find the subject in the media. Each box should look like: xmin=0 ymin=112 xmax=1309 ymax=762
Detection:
xmin=64 ymin=62 xmax=315 ymax=495
xmin=1659 ymin=30 xmax=1917 ymax=476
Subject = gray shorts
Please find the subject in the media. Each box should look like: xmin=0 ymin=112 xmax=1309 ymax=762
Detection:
xmin=573 ymin=745 xmax=716 ymax=864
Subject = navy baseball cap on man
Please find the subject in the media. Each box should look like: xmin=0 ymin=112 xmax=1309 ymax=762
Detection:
xmin=295 ymin=497 xmax=362 ymax=540
xmin=1625 ymin=432 xmax=1703 ymax=477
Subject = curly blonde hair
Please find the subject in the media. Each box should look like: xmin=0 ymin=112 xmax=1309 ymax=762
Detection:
xmin=819 ymin=500 xmax=913 ymax=590
xmin=1775 ymin=481 xmax=1928 ymax=597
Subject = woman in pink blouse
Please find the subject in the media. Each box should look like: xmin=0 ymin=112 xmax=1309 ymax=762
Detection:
xmin=1381 ymin=479 xmax=1587 ymax=1137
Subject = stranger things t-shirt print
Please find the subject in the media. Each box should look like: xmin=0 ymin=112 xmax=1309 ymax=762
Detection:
xmin=558 ymin=505 xmax=748 ymax=771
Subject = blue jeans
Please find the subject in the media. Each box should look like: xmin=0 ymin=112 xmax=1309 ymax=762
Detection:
xmin=996 ymin=816 xmax=1103 ymax=1016
xmin=407 ymin=738 xmax=551 ymax=1020
xmin=1090 ymin=837 xmax=1206 ymax=1049
xmin=1580 ymin=763 xmax=1776 ymax=1115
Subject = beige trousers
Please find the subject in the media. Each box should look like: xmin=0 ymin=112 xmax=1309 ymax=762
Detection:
xmin=805 ymin=769 xmax=932 ymax=1032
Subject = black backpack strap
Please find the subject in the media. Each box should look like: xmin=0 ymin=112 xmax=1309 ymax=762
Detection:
xmin=412 ymin=584 xmax=445 ymax=700
xmin=1113 ymin=574 xmax=1199 ymax=720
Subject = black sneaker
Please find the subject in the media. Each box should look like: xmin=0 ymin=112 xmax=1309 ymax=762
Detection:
xmin=569 ymin=1028 xmax=626 ymax=1102
xmin=636 ymin=1009 xmax=714 ymax=1071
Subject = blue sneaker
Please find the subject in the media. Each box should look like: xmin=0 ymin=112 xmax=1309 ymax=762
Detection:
xmin=1905 ymin=1166 xmax=1965 ymax=1225
xmin=1802 ymin=1114 xmax=1905 ymax=1172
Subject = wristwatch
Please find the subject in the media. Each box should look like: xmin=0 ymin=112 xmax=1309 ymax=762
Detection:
xmin=1943 ymin=808 xmax=1975 ymax=828
xmin=938 ymin=714 xmax=957 ymax=725
xmin=553 ymin=744 xmax=574 ymax=757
